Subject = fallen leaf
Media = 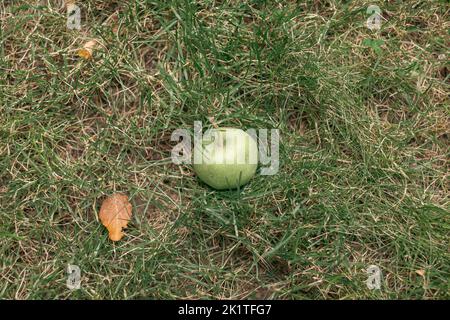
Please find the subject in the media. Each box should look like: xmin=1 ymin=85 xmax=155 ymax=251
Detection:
xmin=77 ymin=40 xmax=97 ymax=60
xmin=77 ymin=12 xmax=119 ymax=60
xmin=416 ymin=269 xmax=425 ymax=277
xmin=99 ymin=193 xmax=132 ymax=241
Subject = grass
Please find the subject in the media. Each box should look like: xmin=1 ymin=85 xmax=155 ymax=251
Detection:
xmin=0 ymin=0 xmax=449 ymax=299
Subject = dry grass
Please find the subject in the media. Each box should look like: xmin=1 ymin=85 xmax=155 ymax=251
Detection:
xmin=0 ymin=0 xmax=449 ymax=299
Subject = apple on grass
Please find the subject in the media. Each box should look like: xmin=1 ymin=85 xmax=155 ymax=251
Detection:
xmin=193 ymin=128 xmax=258 ymax=190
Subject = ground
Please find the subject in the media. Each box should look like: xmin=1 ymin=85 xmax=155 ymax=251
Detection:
xmin=0 ymin=0 xmax=449 ymax=299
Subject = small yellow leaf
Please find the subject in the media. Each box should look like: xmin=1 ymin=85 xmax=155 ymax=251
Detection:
xmin=99 ymin=193 xmax=132 ymax=241
xmin=77 ymin=48 xmax=92 ymax=60
xmin=77 ymin=40 xmax=97 ymax=60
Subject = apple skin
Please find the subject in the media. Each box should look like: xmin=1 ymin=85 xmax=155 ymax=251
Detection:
xmin=193 ymin=128 xmax=258 ymax=190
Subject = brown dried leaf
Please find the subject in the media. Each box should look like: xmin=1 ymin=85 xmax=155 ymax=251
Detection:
xmin=99 ymin=193 xmax=132 ymax=241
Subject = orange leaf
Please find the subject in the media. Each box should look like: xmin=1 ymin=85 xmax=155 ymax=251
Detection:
xmin=77 ymin=48 xmax=92 ymax=60
xmin=77 ymin=40 xmax=97 ymax=60
xmin=99 ymin=193 xmax=132 ymax=241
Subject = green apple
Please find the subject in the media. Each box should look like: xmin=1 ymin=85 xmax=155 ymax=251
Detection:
xmin=193 ymin=128 xmax=258 ymax=190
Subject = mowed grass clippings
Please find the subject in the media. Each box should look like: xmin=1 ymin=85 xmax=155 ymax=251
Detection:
xmin=0 ymin=0 xmax=449 ymax=299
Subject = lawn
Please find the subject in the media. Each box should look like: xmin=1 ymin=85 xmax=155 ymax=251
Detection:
xmin=0 ymin=0 xmax=449 ymax=299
